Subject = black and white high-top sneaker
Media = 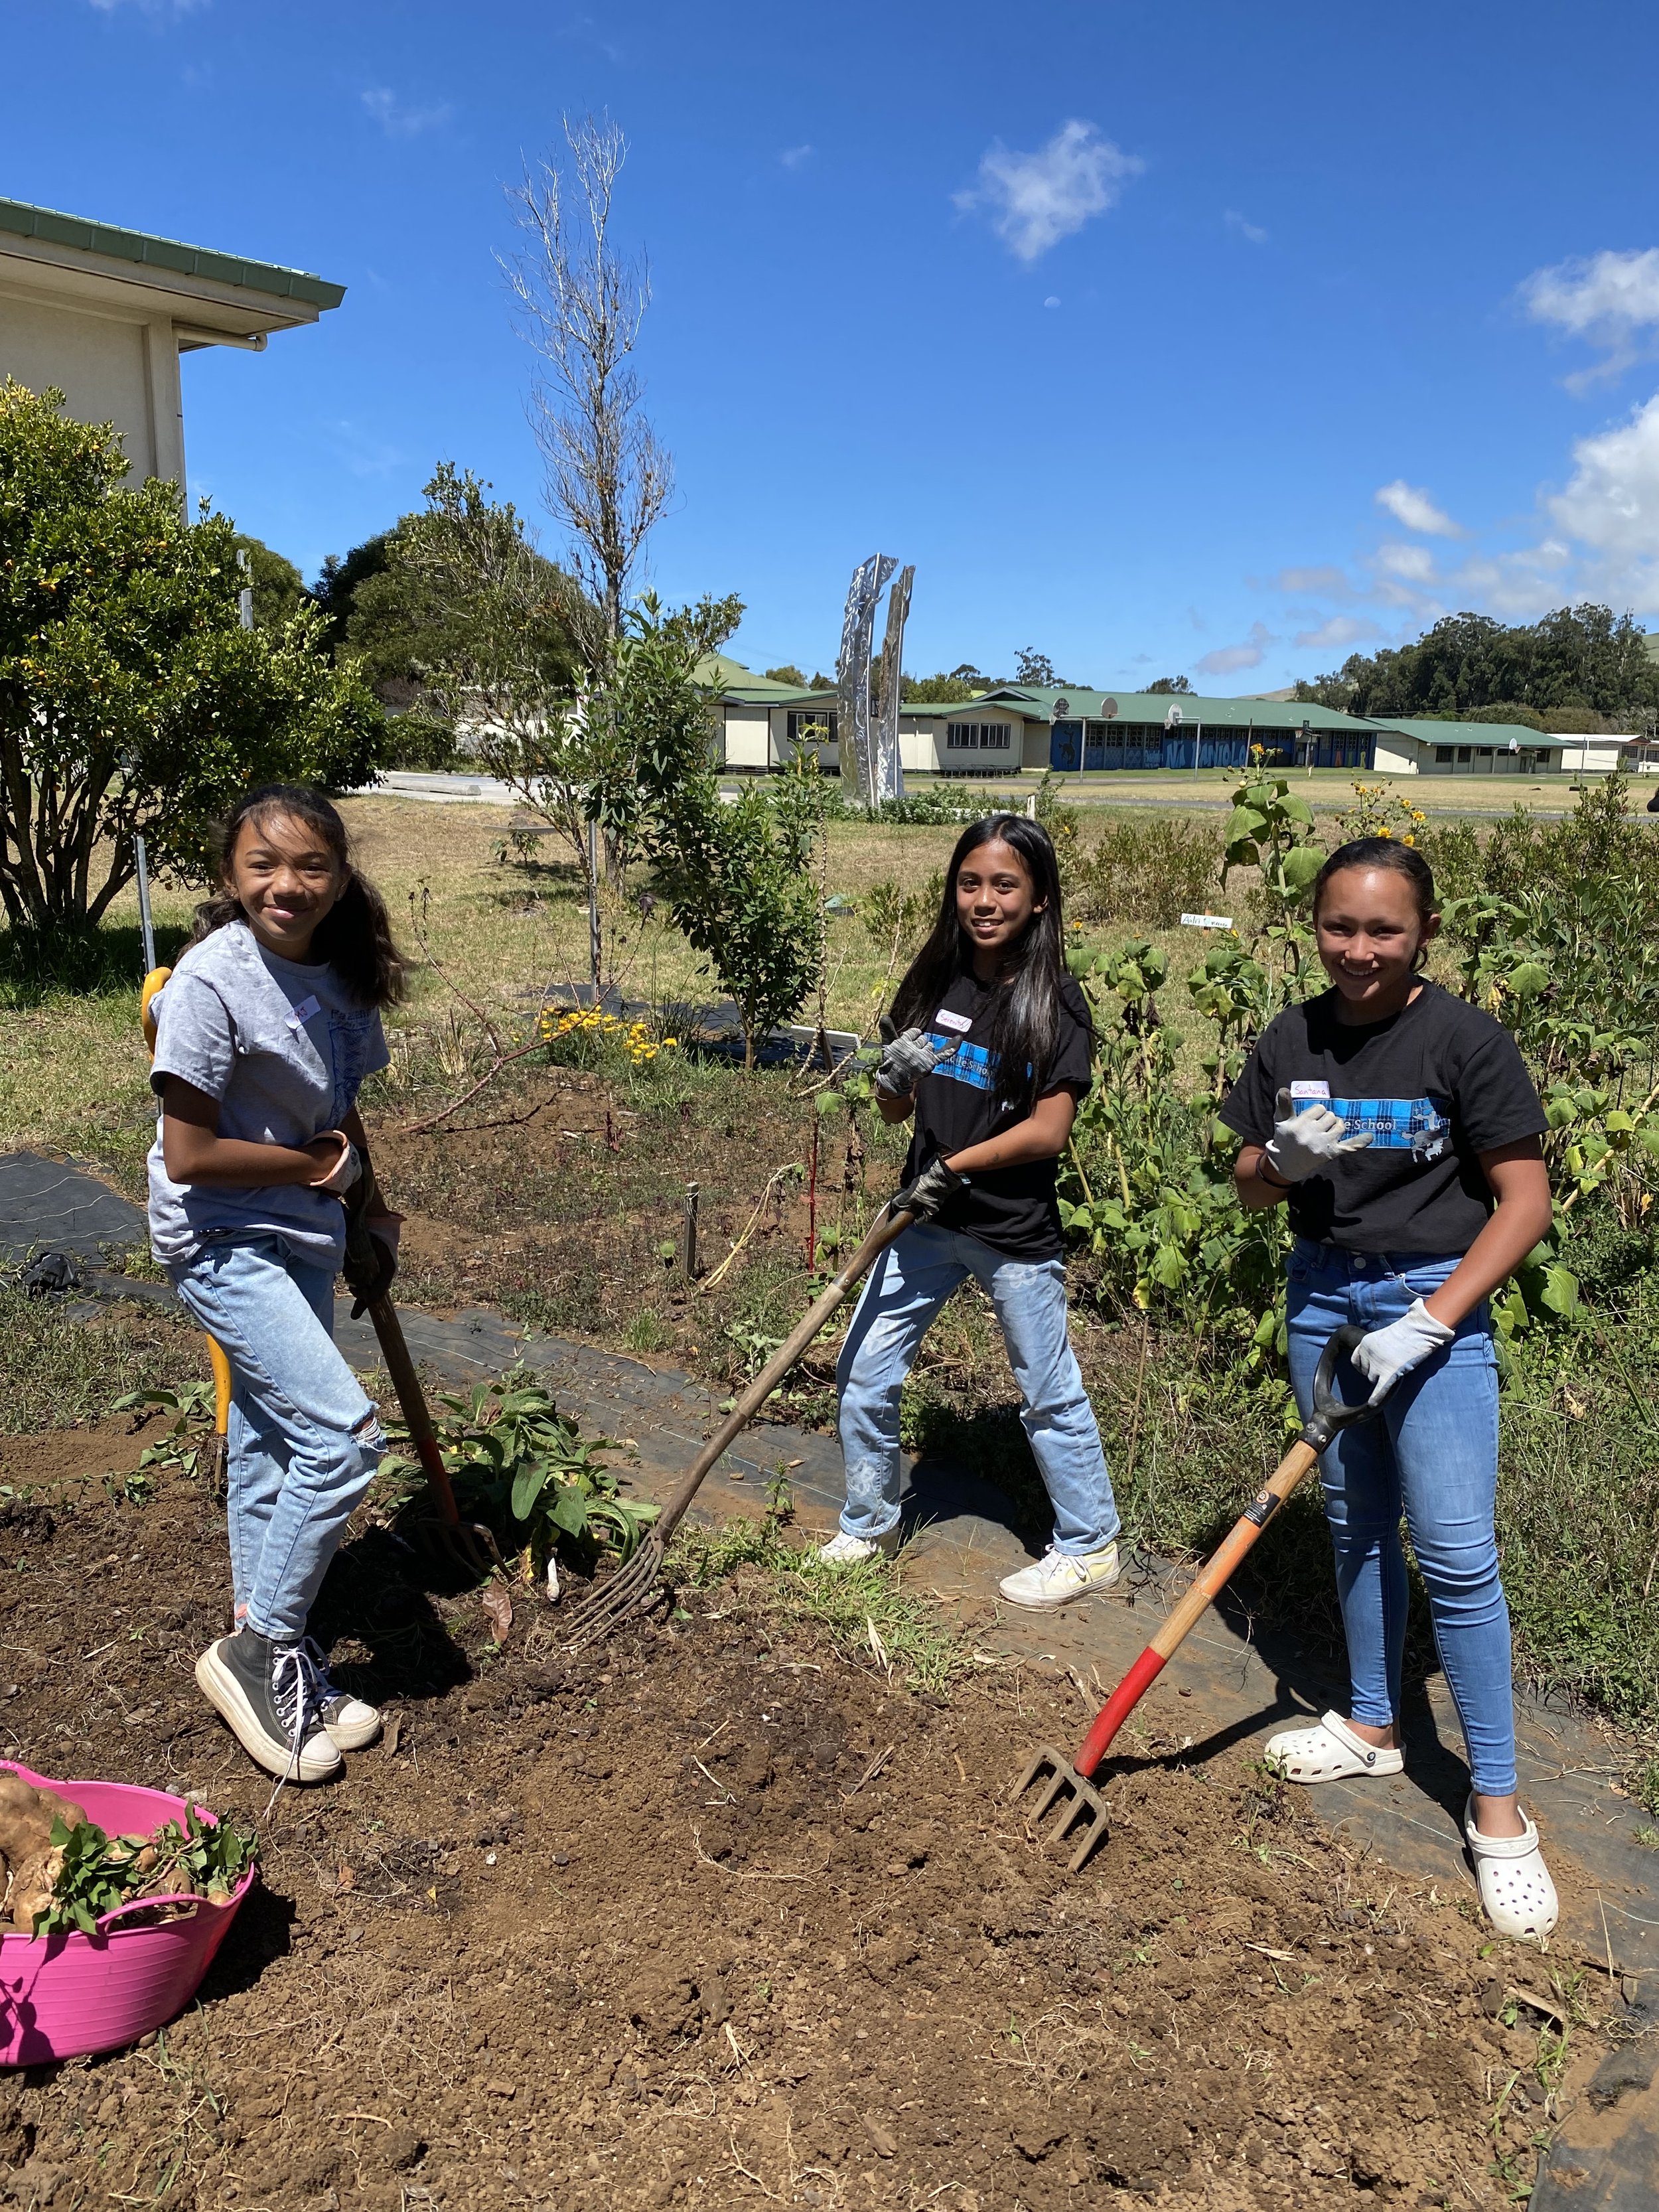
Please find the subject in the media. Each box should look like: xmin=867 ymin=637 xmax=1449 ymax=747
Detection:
xmin=195 ymin=1629 xmax=342 ymax=1782
xmin=302 ymin=1637 xmax=382 ymax=1752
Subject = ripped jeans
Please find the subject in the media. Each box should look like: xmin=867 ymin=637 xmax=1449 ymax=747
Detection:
xmin=168 ymin=1236 xmax=384 ymax=1645
xmin=1285 ymin=1238 xmax=1516 ymax=1797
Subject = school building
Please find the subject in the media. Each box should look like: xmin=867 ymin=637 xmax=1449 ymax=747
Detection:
xmin=711 ymin=668 xmax=1621 ymax=780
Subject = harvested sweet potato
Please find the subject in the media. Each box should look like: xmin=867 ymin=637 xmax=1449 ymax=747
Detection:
xmin=0 ymin=1780 xmax=88 ymax=1931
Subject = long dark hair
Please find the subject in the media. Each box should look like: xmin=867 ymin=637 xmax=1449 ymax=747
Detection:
xmin=189 ymin=784 xmax=405 ymax=1008
xmin=890 ymin=814 xmax=1072 ymax=1114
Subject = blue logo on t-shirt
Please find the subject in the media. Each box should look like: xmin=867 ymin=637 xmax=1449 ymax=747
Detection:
xmin=925 ymin=1032 xmax=997 ymax=1092
xmin=1332 ymin=1094 xmax=1452 ymax=1161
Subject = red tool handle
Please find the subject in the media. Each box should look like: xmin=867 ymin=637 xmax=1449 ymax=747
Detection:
xmin=1074 ymin=1437 xmax=1319 ymax=1777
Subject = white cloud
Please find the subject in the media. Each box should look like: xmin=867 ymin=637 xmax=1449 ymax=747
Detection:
xmin=1293 ymin=615 xmax=1382 ymax=652
xmin=1224 ymin=209 xmax=1267 ymax=246
xmin=1545 ymin=391 xmax=1659 ymax=604
xmin=1266 ymin=563 xmax=1356 ymax=599
xmin=362 ymin=86 xmax=451 ymax=138
xmin=955 ymin=119 xmax=1143 ymax=263
xmin=1376 ymin=541 xmax=1438 ymax=583
xmin=1523 ymin=248 xmax=1659 ymax=383
xmin=88 ymin=0 xmax=208 ymax=13
xmin=779 ymin=145 xmax=814 ymax=171
xmin=1375 ymin=479 xmax=1463 ymax=537
xmin=1195 ymin=622 xmax=1276 ymax=676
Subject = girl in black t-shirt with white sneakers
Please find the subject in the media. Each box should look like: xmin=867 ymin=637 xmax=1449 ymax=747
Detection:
xmin=819 ymin=815 xmax=1122 ymax=1609
xmin=1221 ymin=836 xmax=1557 ymax=1941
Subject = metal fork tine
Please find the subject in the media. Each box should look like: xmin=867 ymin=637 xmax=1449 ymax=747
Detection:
xmin=1009 ymin=1742 xmax=1110 ymax=1872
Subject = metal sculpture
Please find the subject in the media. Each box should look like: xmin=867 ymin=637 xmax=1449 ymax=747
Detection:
xmin=837 ymin=555 xmax=912 ymax=808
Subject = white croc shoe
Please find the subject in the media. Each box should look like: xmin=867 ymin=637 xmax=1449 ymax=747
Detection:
xmin=1264 ymin=1710 xmax=1405 ymax=1784
xmin=1465 ymin=1798 xmax=1558 ymax=1943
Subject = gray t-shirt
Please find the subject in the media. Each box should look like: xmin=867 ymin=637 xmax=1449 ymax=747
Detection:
xmin=145 ymin=920 xmax=390 ymax=1268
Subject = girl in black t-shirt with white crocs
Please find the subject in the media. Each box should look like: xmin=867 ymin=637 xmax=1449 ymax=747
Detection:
xmin=818 ymin=815 xmax=1123 ymax=1610
xmin=1221 ymin=836 xmax=1558 ymax=1941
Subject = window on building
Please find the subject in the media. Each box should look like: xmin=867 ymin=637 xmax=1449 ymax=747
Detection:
xmin=946 ymin=722 xmax=1013 ymax=750
xmin=1457 ymin=746 xmax=1473 ymax=764
xmin=1435 ymin=745 xmax=1455 ymax=764
xmin=786 ymin=711 xmax=837 ymax=747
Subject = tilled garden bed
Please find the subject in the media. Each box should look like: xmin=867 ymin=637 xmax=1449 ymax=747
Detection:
xmin=0 ymin=1437 xmax=1611 ymax=2210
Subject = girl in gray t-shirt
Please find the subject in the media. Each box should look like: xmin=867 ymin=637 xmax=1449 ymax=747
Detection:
xmin=147 ymin=783 xmax=404 ymax=1788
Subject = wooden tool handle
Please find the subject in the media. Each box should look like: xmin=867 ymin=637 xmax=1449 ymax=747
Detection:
xmin=1074 ymin=1436 xmax=1319 ymax=1777
xmin=652 ymin=1205 xmax=916 ymax=1548
xmin=365 ymin=1295 xmax=463 ymax=1528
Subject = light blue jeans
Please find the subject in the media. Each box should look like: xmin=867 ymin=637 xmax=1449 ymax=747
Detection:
xmin=169 ymin=1237 xmax=385 ymax=1645
xmin=1285 ymin=1237 xmax=1516 ymax=1797
xmin=835 ymin=1222 xmax=1119 ymax=1553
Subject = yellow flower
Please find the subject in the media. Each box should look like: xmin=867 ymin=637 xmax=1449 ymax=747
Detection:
xmin=1403 ymin=834 xmax=1415 ymax=846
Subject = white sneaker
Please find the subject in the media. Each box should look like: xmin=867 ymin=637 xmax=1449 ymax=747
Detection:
xmin=999 ymin=1541 xmax=1121 ymax=1610
xmin=816 ymin=1528 xmax=899 ymax=1566
xmin=303 ymin=1637 xmax=382 ymax=1753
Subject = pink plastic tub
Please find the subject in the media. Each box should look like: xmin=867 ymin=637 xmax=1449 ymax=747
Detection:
xmin=0 ymin=1762 xmax=256 ymax=2066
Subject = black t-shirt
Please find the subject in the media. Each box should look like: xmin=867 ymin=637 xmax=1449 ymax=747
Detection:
xmin=901 ymin=969 xmax=1094 ymax=1261
xmin=1218 ymin=981 xmax=1547 ymax=1256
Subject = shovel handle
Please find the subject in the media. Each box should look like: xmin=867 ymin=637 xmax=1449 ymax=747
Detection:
xmin=652 ymin=1204 xmax=918 ymax=1549
xmin=1073 ymin=1325 xmax=1373 ymax=1778
xmin=364 ymin=1295 xmax=463 ymax=1529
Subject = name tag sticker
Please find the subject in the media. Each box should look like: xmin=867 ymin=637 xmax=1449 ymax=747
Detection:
xmin=1290 ymin=1080 xmax=1331 ymax=1101
xmin=934 ymin=1008 xmax=973 ymax=1034
xmin=287 ymin=995 xmax=322 ymax=1030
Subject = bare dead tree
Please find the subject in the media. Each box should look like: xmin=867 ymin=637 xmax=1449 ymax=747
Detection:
xmin=502 ymin=115 xmax=674 ymax=646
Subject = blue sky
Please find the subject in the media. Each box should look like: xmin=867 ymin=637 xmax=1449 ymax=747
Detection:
xmin=8 ymin=0 xmax=1659 ymax=689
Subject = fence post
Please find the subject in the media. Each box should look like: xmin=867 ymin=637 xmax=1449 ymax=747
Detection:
xmin=682 ymin=1183 xmax=700 ymax=1280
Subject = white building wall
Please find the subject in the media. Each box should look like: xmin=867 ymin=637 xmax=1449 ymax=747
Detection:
xmin=1372 ymin=734 xmax=1422 ymax=774
xmin=0 ymin=286 xmax=184 ymax=484
xmin=721 ymin=701 xmax=772 ymax=771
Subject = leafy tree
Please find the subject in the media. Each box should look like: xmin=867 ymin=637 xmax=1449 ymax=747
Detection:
xmin=653 ymin=757 xmax=824 ymax=1069
xmin=1014 ymin=647 xmax=1058 ymax=686
xmin=231 ymin=534 xmax=305 ymax=628
xmin=763 ymin=663 xmax=806 ymax=687
xmin=0 ymin=381 xmax=385 ymax=939
xmin=902 ymin=670 xmax=984 ymax=703
xmin=1295 ymin=604 xmax=1659 ymax=727
xmin=310 ymin=533 xmax=393 ymax=656
xmin=1147 ymin=675 xmax=1193 ymax=694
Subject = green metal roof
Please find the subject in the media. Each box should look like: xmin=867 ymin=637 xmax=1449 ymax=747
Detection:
xmin=968 ymin=685 xmax=1374 ymax=731
xmin=0 ymin=198 xmax=345 ymax=310
xmin=1368 ymin=717 xmax=1565 ymax=747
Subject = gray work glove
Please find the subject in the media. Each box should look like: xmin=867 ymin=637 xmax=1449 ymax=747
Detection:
xmin=1263 ymin=1087 xmax=1373 ymax=1183
xmin=893 ymin=1157 xmax=970 ymax=1222
xmin=875 ymin=1017 xmax=941 ymax=1100
xmin=1351 ymin=1299 xmax=1455 ymax=1405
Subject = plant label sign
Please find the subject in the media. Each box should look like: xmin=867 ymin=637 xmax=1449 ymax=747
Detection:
xmin=1180 ymin=913 xmax=1234 ymax=930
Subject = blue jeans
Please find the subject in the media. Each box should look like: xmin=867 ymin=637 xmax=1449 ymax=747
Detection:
xmin=836 ymin=1222 xmax=1119 ymax=1553
xmin=169 ymin=1238 xmax=385 ymax=1645
xmin=1285 ymin=1237 xmax=1516 ymax=1797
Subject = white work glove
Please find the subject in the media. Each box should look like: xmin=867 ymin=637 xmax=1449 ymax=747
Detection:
xmin=875 ymin=1022 xmax=941 ymax=1099
xmin=1350 ymin=1299 xmax=1455 ymax=1406
xmin=1263 ymin=1088 xmax=1373 ymax=1183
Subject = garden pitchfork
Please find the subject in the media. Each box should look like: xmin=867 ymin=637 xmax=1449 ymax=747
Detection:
xmin=561 ymin=1201 xmax=917 ymax=1653
xmin=1011 ymin=1324 xmax=1376 ymax=1872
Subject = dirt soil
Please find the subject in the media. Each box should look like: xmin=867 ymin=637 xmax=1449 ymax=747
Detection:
xmin=0 ymin=1432 xmax=1608 ymax=2212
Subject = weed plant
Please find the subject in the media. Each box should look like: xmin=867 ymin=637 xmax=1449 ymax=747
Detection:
xmin=672 ymin=1514 xmax=968 ymax=1695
